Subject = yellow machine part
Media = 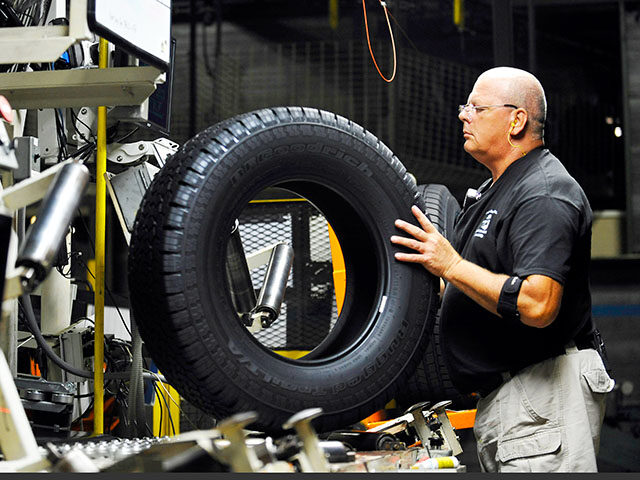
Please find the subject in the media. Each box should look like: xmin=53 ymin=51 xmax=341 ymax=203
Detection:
xmin=153 ymin=374 xmax=181 ymax=437
xmin=364 ymin=409 xmax=477 ymax=431
xmin=327 ymin=223 xmax=346 ymax=313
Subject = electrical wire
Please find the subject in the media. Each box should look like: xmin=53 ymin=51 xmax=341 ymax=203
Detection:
xmin=362 ymin=0 xmax=397 ymax=83
xmin=53 ymin=106 xmax=69 ymax=162
xmin=153 ymin=381 xmax=164 ymax=436
xmin=71 ymin=233 xmax=132 ymax=338
xmin=69 ymin=108 xmax=97 ymax=145
xmin=15 ymin=269 xmax=151 ymax=434
xmin=18 ymin=294 xmax=156 ymax=381
xmin=202 ymin=0 xmax=222 ymax=79
xmin=55 ymin=233 xmax=75 ymax=279
xmin=112 ymin=126 xmax=139 ymax=144
xmin=148 ymin=370 xmax=176 ymax=432
xmin=146 ymin=369 xmax=200 ymax=432
xmin=152 ymin=380 xmax=175 ymax=436
xmin=386 ymin=9 xmax=421 ymax=53
xmin=74 ymin=316 xmax=94 ymax=325
xmin=17 ymin=334 xmax=34 ymax=349
xmin=74 ymin=391 xmax=95 ymax=399
xmin=68 ymin=141 xmax=96 ymax=160
xmin=73 ymin=397 xmax=95 ymax=426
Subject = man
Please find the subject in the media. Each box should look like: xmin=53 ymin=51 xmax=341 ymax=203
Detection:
xmin=391 ymin=67 xmax=614 ymax=472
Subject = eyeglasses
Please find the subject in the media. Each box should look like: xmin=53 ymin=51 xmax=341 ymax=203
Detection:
xmin=458 ymin=104 xmax=518 ymax=114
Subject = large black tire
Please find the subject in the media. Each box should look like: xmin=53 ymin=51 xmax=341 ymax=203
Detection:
xmin=396 ymin=184 xmax=478 ymax=410
xmin=128 ymin=107 xmax=440 ymax=433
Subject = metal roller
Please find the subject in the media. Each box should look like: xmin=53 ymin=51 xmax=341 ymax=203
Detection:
xmin=16 ymin=161 xmax=89 ymax=292
xmin=225 ymin=219 xmax=257 ymax=315
xmin=253 ymin=243 xmax=294 ymax=327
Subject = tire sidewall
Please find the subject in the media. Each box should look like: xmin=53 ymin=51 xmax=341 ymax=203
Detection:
xmin=176 ymin=123 xmax=434 ymax=415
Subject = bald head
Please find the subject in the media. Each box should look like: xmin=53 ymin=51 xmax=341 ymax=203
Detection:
xmin=476 ymin=67 xmax=547 ymax=139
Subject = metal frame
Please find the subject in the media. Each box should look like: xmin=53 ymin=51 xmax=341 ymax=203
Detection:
xmin=0 ymin=66 xmax=163 ymax=110
xmin=0 ymin=0 xmax=91 ymax=65
xmin=0 ymin=350 xmax=50 ymax=472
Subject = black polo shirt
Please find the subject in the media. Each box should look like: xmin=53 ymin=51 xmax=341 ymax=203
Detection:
xmin=440 ymin=147 xmax=595 ymax=395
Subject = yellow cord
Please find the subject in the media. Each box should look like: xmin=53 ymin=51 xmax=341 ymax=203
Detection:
xmin=507 ymin=127 xmax=527 ymax=157
xmin=93 ymin=37 xmax=108 ymax=436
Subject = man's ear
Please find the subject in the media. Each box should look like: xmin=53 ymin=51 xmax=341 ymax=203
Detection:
xmin=510 ymin=110 xmax=527 ymax=135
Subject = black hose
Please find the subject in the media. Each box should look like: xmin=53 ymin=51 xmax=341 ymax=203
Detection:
xmin=20 ymin=294 xmax=163 ymax=382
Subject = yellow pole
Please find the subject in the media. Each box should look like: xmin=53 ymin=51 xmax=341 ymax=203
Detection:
xmin=329 ymin=0 xmax=339 ymax=30
xmin=453 ymin=0 xmax=464 ymax=30
xmin=93 ymin=37 xmax=109 ymax=436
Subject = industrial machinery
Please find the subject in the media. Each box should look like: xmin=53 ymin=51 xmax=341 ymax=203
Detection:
xmin=12 ymin=405 xmax=468 ymax=473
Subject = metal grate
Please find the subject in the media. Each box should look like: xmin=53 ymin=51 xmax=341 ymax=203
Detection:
xmin=170 ymin=31 xmax=623 ymax=207
xmin=171 ymin=36 xmax=487 ymax=197
xmin=207 ymin=40 xmax=397 ymax=147
xmin=237 ymin=198 xmax=338 ymax=351
xmin=392 ymin=48 xmax=485 ymax=190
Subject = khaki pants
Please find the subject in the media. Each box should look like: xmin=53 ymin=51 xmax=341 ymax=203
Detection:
xmin=473 ymin=347 xmax=615 ymax=472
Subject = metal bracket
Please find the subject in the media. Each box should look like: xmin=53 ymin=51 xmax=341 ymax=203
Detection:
xmin=283 ymin=408 xmax=329 ymax=472
xmin=0 ymin=0 xmax=92 ymax=65
xmin=106 ymin=137 xmax=178 ymax=167
xmin=0 ymin=117 xmax=18 ymax=171
xmin=0 ymin=350 xmax=51 ymax=472
xmin=0 ymin=66 xmax=164 ymax=110
xmin=366 ymin=400 xmax=462 ymax=456
xmin=427 ymin=401 xmax=463 ymax=456
xmin=216 ymin=412 xmax=263 ymax=472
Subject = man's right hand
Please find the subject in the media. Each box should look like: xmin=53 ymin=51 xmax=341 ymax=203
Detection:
xmin=390 ymin=205 xmax=463 ymax=280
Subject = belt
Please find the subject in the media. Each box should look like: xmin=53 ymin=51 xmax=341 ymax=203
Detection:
xmin=476 ymin=334 xmax=599 ymax=398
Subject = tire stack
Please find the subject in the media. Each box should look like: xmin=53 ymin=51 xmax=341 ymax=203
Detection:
xmin=396 ymin=184 xmax=477 ymax=411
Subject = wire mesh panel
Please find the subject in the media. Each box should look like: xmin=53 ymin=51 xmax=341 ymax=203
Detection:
xmin=190 ymin=38 xmax=487 ymax=196
xmin=207 ymin=40 xmax=397 ymax=147
xmin=171 ymin=30 xmax=623 ymax=206
xmin=236 ymin=198 xmax=339 ymax=352
xmin=392 ymin=49 xmax=486 ymax=191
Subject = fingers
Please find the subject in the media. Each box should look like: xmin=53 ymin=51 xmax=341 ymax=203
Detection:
xmin=411 ymin=205 xmax=437 ymax=233
xmin=393 ymin=251 xmax=428 ymax=264
xmin=393 ymin=218 xmax=427 ymax=241
xmin=391 ymin=205 xmax=459 ymax=277
xmin=390 ymin=234 xmax=424 ymax=252
xmin=394 ymin=206 xmax=436 ymax=239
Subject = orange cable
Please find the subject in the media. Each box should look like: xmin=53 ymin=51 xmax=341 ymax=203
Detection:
xmin=362 ymin=0 xmax=397 ymax=82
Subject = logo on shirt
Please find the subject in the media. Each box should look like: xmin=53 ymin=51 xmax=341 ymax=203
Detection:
xmin=474 ymin=209 xmax=498 ymax=238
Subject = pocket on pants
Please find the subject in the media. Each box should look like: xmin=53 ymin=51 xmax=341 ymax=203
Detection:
xmin=582 ymin=368 xmax=614 ymax=394
xmin=497 ymin=429 xmax=562 ymax=471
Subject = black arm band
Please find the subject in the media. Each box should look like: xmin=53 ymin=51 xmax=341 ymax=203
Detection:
xmin=497 ymin=276 xmax=523 ymax=321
